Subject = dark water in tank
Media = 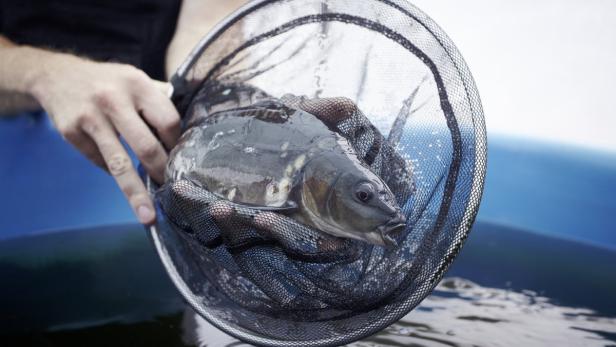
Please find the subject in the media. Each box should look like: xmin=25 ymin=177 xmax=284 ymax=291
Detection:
xmin=0 ymin=221 xmax=615 ymax=347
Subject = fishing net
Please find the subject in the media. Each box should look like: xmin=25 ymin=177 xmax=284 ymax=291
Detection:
xmin=146 ymin=1 xmax=486 ymax=346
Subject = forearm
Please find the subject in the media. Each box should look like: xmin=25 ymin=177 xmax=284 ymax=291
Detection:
xmin=0 ymin=36 xmax=40 ymax=113
xmin=0 ymin=90 xmax=39 ymax=114
xmin=0 ymin=32 xmax=182 ymax=225
xmin=165 ymin=0 xmax=246 ymax=78
xmin=0 ymin=35 xmax=79 ymax=114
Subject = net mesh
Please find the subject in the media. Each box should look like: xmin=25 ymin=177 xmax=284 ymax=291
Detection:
xmin=148 ymin=1 xmax=486 ymax=346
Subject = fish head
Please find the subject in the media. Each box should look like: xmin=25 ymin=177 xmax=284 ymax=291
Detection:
xmin=301 ymin=156 xmax=406 ymax=248
xmin=329 ymin=168 xmax=407 ymax=247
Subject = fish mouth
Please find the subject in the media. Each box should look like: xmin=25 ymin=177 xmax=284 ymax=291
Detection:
xmin=368 ymin=213 xmax=407 ymax=248
xmin=319 ymin=213 xmax=407 ymax=248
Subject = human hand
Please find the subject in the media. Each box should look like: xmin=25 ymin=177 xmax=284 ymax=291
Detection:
xmin=158 ymin=178 xmax=359 ymax=262
xmin=30 ymin=54 xmax=180 ymax=225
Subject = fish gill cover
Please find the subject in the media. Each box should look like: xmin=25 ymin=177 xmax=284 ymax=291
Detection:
xmin=147 ymin=0 xmax=486 ymax=346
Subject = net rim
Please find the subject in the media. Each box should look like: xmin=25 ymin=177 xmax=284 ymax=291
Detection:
xmin=152 ymin=1 xmax=488 ymax=346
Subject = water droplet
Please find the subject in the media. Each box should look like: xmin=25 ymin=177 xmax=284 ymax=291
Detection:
xmin=293 ymin=154 xmax=306 ymax=169
xmin=226 ymin=187 xmax=237 ymax=201
xmin=399 ymin=327 xmax=411 ymax=335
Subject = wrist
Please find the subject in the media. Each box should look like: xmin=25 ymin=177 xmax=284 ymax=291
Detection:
xmin=22 ymin=47 xmax=80 ymax=101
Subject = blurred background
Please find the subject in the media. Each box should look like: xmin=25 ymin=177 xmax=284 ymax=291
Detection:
xmin=3 ymin=0 xmax=615 ymax=245
xmin=1 ymin=1 xmax=615 ymax=346
xmin=418 ymin=0 xmax=616 ymax=151
xmin=414 ymin=0 xmax=616 ymax=248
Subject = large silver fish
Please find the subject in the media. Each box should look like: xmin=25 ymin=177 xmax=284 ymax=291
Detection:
xmin=167 ymin=89 xmax=406 ymax=247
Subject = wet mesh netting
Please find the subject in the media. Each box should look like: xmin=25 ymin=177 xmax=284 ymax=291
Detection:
xmin=146 ymin=1 xmax=486 ymax=346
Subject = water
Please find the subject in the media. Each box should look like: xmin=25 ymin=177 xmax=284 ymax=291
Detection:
xmin=1 ymin=221 xmax=615 ymax=347
xmin=182 ymin=278 xmax=616 ymax=347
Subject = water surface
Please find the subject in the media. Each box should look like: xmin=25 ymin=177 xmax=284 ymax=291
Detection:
xmin=1 ymin=221 xmax=614 ymax=346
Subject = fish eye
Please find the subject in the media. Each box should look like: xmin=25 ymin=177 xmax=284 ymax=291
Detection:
xmin=355 ymin=182 xmax=375 ymax=203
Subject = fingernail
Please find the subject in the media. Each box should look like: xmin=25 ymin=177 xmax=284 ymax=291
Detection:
xmin=137 ymin=205 xmax=155 ymax=224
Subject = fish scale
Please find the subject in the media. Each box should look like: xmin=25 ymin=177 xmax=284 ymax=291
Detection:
xmin=176 ymin=100 xmax=339 ymax=207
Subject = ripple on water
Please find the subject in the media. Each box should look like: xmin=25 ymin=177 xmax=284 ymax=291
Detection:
xmin=181 ymin=277 xmax=616 ymax=347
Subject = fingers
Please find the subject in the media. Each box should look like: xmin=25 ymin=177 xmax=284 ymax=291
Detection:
xmin=151 ymin=80 xmax=173 ymax=97
xmin=250 ymin=211 xmax=353 ymax=258
xmin=171 ymin=178 xmax=352 ymax=256
xmin=283 ymin=95 xmax=358 ymax=126
xmin=82 ymin=114 xmax=156 ymax=225
xmin=303 ymin=97 xmax=359 ymax=124
xmin=205 ymin=200 xmax=325 ymax=246
xmin=62 ymin=129 xmax=107 ymax=171
xmin=293 ymin=96 xmax=383 ymax=166
xmin=134 ymin=79 xmax=181 ymax=150
xmin=251 ymin=211 xmax=288 ymax=233
xmin=101 ymin=99 xmax=168 ymax=184
xmin=208 ymin=200 xmax=235 ymax=223
xmin=252 ymin=211 xmax=323 ymax=246
xmin=206 ymin=200 xmax=289 ymax=236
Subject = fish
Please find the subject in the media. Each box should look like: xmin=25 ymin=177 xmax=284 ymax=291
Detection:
xmin=166 ymin=85 xmax=406 ymax=247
